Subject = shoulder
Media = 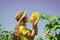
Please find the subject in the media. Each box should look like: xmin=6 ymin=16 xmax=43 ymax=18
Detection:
xmin=19 ymin=26 xmax=30 ymax=35
xmin=19 ymin=26 xmax=30 ymax=32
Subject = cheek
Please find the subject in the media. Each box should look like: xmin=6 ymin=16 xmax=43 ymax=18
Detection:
xmin=25 ymin=17 xmax=28 ymax=22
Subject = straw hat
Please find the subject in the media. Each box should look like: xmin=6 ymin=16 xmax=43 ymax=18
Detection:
xmin=15 ymin=11 xmax=27 ymax=22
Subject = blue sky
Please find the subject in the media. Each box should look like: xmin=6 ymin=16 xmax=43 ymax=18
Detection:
xmin=0 ymin=0 xmax=60 ymax=40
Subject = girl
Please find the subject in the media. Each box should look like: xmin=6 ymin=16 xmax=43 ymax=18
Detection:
xmin=13 ymin=11 xmax=38 ymax=40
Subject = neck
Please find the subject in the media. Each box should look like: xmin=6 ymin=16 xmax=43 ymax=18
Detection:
xmin=20 ymin=21 xmax=26 ymax=26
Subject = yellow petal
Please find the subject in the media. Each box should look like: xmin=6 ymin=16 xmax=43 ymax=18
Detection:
xmin=44 ymin=32 xmax=47 ymax=36
xmin=48 ymin=33 xmax=52 ymax=37
xmin=30 ymin=11 xmax=40 ymax=23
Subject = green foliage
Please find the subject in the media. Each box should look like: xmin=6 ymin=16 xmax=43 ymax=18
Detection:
xmin=0 ymin=31 xmax=12 ymax=40
xmin=37 ymin=36 xmax=43 ymax=40
xmin=0 ymin=24 xmax=13 ymax=40
xmin=42 ymin=14 xmax=60 ymax=40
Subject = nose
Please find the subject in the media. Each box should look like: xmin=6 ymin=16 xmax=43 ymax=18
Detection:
xmin=28 ymin=18 xmax=30 ymax=22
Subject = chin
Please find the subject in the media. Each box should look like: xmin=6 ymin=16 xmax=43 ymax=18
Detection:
xmin=25 ymin=21 xmax=28 ymax=23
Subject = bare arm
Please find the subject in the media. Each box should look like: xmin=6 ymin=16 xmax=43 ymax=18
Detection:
xmin=27 ymin=23 xmax=38 ymax=37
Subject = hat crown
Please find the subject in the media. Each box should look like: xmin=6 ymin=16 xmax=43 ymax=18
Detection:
xmin=15 ymin=11 xmax=26 ymax=21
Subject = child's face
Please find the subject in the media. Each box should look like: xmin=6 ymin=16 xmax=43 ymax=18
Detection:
xmin=23 ymin=15 xmax=28 ymax=23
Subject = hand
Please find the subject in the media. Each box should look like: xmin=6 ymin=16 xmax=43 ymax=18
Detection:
xmin=32 ymin=21 xmax=38 ymax=27
xmin=34 ymin=18 xmax=38 ymax=25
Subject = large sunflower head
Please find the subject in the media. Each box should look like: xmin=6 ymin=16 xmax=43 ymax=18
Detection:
xmin=30 ymin=11 xmax=41 ymax=23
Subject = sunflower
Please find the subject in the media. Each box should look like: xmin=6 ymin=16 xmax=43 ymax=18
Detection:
xmin=30 ymin=11 xmax=41 ymax=24
xmin=44 ymin=32 xmax=52 ymax=37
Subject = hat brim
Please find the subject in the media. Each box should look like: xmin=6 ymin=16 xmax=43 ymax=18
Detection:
xmin=18 ymin=11 xmax=26 ymax=22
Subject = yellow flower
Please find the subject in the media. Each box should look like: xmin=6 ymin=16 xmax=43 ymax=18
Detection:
xmin=48 ymin=33 xmax=52 ymax=37
xmin=44 ymin=32 xmax=52 ymax=37
xmin=44 ymin=32 xmax=47 ymax=36
xmin=30 ymin=11 xmax=41 ymax=23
